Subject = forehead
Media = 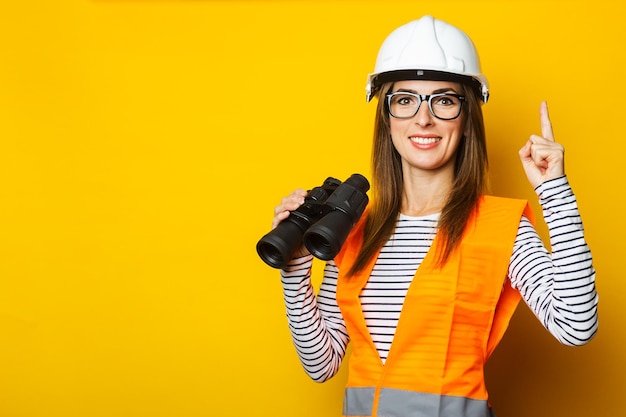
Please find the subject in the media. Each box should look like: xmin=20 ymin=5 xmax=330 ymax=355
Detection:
xmin=392 ymin=79 xmax=462 ymax=93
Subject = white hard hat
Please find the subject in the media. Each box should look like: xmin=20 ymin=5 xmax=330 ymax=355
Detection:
xmin=365 ymin=16 xmax=489 ymax=103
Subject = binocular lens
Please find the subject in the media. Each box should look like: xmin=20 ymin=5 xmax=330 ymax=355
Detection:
xmin=303 ymin=210 xmax=354 ymax=261
xmin=256 ymin=220 xmax=305 ymax=269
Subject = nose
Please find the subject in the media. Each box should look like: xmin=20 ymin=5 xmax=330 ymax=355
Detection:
xmin=413 ymin=99 xmax=434 ymax=126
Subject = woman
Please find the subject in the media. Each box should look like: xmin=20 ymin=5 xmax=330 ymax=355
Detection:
xmin=272 ymin=15 xmax=598 ymax=417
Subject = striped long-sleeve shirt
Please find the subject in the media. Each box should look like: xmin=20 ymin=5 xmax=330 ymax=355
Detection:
xmin=280 ymin=176 xmax=599 ymax=382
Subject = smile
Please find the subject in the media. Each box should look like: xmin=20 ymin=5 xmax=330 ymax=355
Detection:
xmin=409 ymin=136 xmax=441 ymax=145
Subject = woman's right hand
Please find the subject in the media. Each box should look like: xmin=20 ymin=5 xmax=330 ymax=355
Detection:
xmin=272 ymin=189 xmax=307 ymax=229
xmin=272 ymin=188 xmax=311 ymax=259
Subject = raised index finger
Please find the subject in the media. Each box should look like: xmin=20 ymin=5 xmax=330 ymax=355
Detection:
xmin=540 ymin=100 xmax=555 ymax=141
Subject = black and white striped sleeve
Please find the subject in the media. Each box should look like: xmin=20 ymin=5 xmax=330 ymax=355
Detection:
xmin=508 ymin=176 xmax=599 ymax=346
xmin=280 ymin=256 xmax=349 ymax=382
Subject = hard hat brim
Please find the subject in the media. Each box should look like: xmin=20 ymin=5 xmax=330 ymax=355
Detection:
xmin=366 ymin=69 xmax=488 ymax=103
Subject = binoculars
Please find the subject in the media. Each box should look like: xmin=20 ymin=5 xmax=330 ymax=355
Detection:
xmin=256 ymin=174 xmax=370 ymax=269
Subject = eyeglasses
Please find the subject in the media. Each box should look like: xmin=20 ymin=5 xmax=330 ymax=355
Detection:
xmin=386 ymin=92 xmax=465 ymax=120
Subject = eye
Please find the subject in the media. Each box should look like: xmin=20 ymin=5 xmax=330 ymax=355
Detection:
xmin=432 ymin=95 xmax=459 ymax=106
xmin=393 ymin=94 xmax=417 ymax=106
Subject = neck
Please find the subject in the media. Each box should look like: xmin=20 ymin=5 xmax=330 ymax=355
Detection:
xmin=400 ymin=168 xmax=454 ymax=217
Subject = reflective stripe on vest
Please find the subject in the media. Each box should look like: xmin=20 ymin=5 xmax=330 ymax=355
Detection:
xmin=344 ymin=387 xmax=496 ymax=417
xmin=335 ymin=196 xmax=534 ymax=417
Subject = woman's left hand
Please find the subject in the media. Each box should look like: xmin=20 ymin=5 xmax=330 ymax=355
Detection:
xmin=518 ymin=101 xmax=565 ymax=188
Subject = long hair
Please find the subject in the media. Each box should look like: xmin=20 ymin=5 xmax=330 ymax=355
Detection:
xmin=346 ymin=82 xmax=488 ymax=276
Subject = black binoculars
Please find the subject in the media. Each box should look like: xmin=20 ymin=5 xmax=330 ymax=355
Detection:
xmin=256 ymin=174 xmax=370 ymax=269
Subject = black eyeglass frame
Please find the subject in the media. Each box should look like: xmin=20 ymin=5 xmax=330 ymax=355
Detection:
xmin=385 ymin=92 xmax=466 ymax=120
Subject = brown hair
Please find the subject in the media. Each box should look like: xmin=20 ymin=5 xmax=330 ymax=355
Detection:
xmin=346 ymin=82 xmax=488 ymax=276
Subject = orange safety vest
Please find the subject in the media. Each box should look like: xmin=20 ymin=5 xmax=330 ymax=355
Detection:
xmin=334 ymin=196 xmax=534 ymax=417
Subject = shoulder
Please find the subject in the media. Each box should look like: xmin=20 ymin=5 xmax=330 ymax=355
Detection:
xmin=479 ymin=195 xmax=535 ymax=225
xmin=334 ymin=207 xmax=370 ymax=268
xmin=481 ymin=194 xmax=527 ymax=207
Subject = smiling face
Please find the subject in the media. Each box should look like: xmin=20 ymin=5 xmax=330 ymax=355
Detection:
xmin=389 ymin=80 xmax=466 ymax=176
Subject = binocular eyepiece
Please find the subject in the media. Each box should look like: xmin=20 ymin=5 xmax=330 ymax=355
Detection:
xmin=256 ymin=174 xmax=370 ymax=269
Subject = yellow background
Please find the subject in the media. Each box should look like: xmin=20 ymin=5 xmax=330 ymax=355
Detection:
xmin=0 ymin=1 xmax=623 ymax=416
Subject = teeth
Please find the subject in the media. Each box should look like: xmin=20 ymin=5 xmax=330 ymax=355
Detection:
xmin=410 ymin=137 xmax=440 ymax=145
